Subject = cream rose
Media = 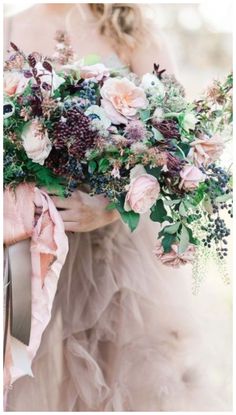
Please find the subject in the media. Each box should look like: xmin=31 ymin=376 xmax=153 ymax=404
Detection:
xmin=100 ymin=78 xmax=148 ymax=125
xmin=188 ymin=133 xmax=225 ymax=167
xmin=154 ymin=241 xmax=196 ymax=267
xmin=22 ymin=119 xmax=52 ymax=165
xmin=124 ymin=165 xmax=160 ymax=214
xmin=4 ymin=72 xmax=29 ymax=96
xmin=79 ymin=63 xmax=110 ymax=81
xmin=179 ymin=165 xmax=205 ymax=191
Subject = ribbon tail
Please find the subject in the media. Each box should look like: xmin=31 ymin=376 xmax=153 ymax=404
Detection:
xmin=8 ymin=240 xmax=32 ymax=346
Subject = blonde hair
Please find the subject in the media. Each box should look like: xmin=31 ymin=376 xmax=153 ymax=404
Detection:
xmin=89 ymin=3 xmax=146 ymax=62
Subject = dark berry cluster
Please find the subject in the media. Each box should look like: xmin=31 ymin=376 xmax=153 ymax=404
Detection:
xmin=52 ymin=107 xmax=99 ymax=158
xmin=89 ymin=174 xmax=129 ymax=199
xmin=202 ymin=216 xmax=230 ymax=259
xmin=78 ymin=81 xmax=98 ymax=108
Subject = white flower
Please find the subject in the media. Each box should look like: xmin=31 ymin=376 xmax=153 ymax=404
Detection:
xmin=182 ymin=112 xmax=198 ymax=132
xmin=34 ymin=62 xmax=65 ymax=93
xmin=141 ymin=73 xmax=165 ymax=97
xmin=152 ymin=107 xmax=164 ymax=123
xmin=22 ymin=119 xmax=52 ymax=165
xmin=85 ymin=105 xmax=111 ymax=128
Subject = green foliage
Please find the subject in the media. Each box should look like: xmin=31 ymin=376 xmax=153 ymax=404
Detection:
xmin=116 ymin=195 xmax=140 ymax=232
xmin=162 ymin=233 xmax=176 ymax=253
xmin=150 ymin=199 xmax=167 ymax=223
xmin=98 ymin=158 xmax=110 ymax=173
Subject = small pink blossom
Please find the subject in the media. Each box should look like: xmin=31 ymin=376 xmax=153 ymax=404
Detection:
xmin=179 ymin=165 xmax=205 ymax=191
xmin=124 ymin=166 xmax=160 ymax=214
xmin=154 ymin=240 xmax=196 ymax=267
xmin=111 ymin=166 xmax=121 ymax=179
xmin=101 ymin=77 xmax=148 ymax=125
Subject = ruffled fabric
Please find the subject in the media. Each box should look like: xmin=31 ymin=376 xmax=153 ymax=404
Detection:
xmin=4 ymin=184 xmax=68 ymax=404
xmin=5 ymin=217 xmax=232 ymax=411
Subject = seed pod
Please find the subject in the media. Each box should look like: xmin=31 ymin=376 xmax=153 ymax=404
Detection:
xmin=42 ymin=61 xmax=53 ymax=72
xmin=28 ymin=54 xmax=37 ymax=67
xmin=23 ymin=70 xmax=33 ymax=78
xmin=10 ymin=42 xmax=19 ymax=51
xmin=42 ymin=82 xmax=52 ymax=91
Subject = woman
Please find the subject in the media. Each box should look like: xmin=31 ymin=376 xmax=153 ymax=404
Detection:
xmin=4 ymin=3 xmax=231 ymax=411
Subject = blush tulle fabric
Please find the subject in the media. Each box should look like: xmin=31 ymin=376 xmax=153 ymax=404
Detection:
xmin=5 ymin=216 xmax=231 ymax=411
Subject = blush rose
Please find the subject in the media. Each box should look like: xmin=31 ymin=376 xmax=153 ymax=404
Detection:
xmin=124 ymin=165 xmax=160 ymax=214
xmin=100 ymin=78 xmax=148 ymax=125
xmin=179 ymin=165 xmax=205 ymax=191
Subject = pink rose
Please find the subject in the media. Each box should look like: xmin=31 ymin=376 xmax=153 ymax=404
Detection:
xmin=21 ymin=119 xmax=52 ymax=165
xmin=80 ymin=63 xmax=110 ymax=81
xmin=154 ymin=241 xmax=196 ymax=267
xmin=4 ymin=72 xmax=29 ymax=96
xmin=124 ymin=167 xmax=160 ymax=214
xmin=101 ymin=78 xmax=148 ymax=125
xmin=179 ymin=165 xmax=205 ymax=191
xmin=189 ymin=133 xmax=225 ymax=167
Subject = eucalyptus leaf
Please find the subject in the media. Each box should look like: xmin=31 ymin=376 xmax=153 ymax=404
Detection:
xmin=164 ymin=222 xmax=181 ymax=234
xmin=179 ymin=202 xmax=188 ymax=216
xmin=215 ymin=193 xmax=232 ymax=203
xmin=178 ymin=225 xmax=190 ymax=254
xmin=88 ymin=160 xmax=97 ymax=174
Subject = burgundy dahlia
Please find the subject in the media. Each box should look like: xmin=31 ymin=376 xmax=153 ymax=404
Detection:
xmin=52 ymin=108 xmax=98 ymax=158
xmin=153 ymin=119 xmax=180 ymax=140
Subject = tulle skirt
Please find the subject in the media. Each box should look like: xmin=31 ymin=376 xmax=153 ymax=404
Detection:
xmin=5 ymin=217 xmax=232 ymax=411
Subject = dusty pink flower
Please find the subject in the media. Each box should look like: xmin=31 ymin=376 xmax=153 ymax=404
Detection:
xmin=4 ymin=71 xmax=29 ymax=96
xmin=179 ymin=165 xmax=205 ymax=191
xmin=124 ymin=166 xmax=160 ymax=214
xmin=188 ymin=133 xmax=225 ymax=167
xmin=154 ymin=240 xmax=196 ymax=267
xmin=79 ymin=63 xmax=110 ymax=81
xmin=111 ymin=166 xmax=121 ymax=179
xmin=21 ymin=119 xmax=52 ymax=165
xmin=101 ymin=77 xmax=148 ymax=125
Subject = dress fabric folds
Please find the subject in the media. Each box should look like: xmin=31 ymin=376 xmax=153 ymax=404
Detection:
xmin=5 ymin=217 xmax=231 ymax=411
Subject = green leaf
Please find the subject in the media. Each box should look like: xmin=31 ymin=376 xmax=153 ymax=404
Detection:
xmin=88 ymin=160 xmax=97 ymax=174
xmin=115 ymin=195 xmax=140 ymax=232
xmin=151 ymin=127 xmax=164 ymax=141
xmin=139 ymin=109 xmax=150 ymax=122
xmin=215 ymin=193 xmax=232 ymax=203
xmin=145 ymin=166 xmax=162 ymax=179
xmin=179 ymin=202 xmax=188 ymax=216
xmin=150 ymin=199 xmax=167 ymax=223
xmin=178 ymin=225 xmax=190 ymax=254
xmin=164 ymin=222 xmax=181 ymax=234
xmin=83 ymin=54 xmax=101 ymax=65
xmin=119 ymin=210 xmax=140 ymax=232
xmin=162 ymin=233 xmax=176 ymax=253
xmin=98 ymin=158 xmax=109 ymax=173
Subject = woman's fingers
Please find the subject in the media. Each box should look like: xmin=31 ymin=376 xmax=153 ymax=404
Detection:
xmin=50 ymin=195 xmax=72 ymax=209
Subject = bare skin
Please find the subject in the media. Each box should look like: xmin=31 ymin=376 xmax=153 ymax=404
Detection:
xmin=4 ymin=3 xmax=175 ymax=233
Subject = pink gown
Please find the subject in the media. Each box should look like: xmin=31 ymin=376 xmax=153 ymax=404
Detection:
xmin=4 ymin=23 xmax=232 ymax=411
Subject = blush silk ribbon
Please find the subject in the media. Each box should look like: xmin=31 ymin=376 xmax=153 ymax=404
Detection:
xmin=3 ymin=183 xmax=69 ymax=406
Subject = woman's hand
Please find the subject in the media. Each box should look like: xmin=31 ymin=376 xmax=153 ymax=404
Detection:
xmin=47 ymin=190 xmax=120 ymax=232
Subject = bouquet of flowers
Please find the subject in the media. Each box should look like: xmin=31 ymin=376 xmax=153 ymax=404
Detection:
xmin=4 ymin=40 xmax=233 ymax=269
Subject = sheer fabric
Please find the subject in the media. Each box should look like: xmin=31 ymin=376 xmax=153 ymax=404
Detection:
xmin=6 ymin=216 xmax=231 ymax=411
